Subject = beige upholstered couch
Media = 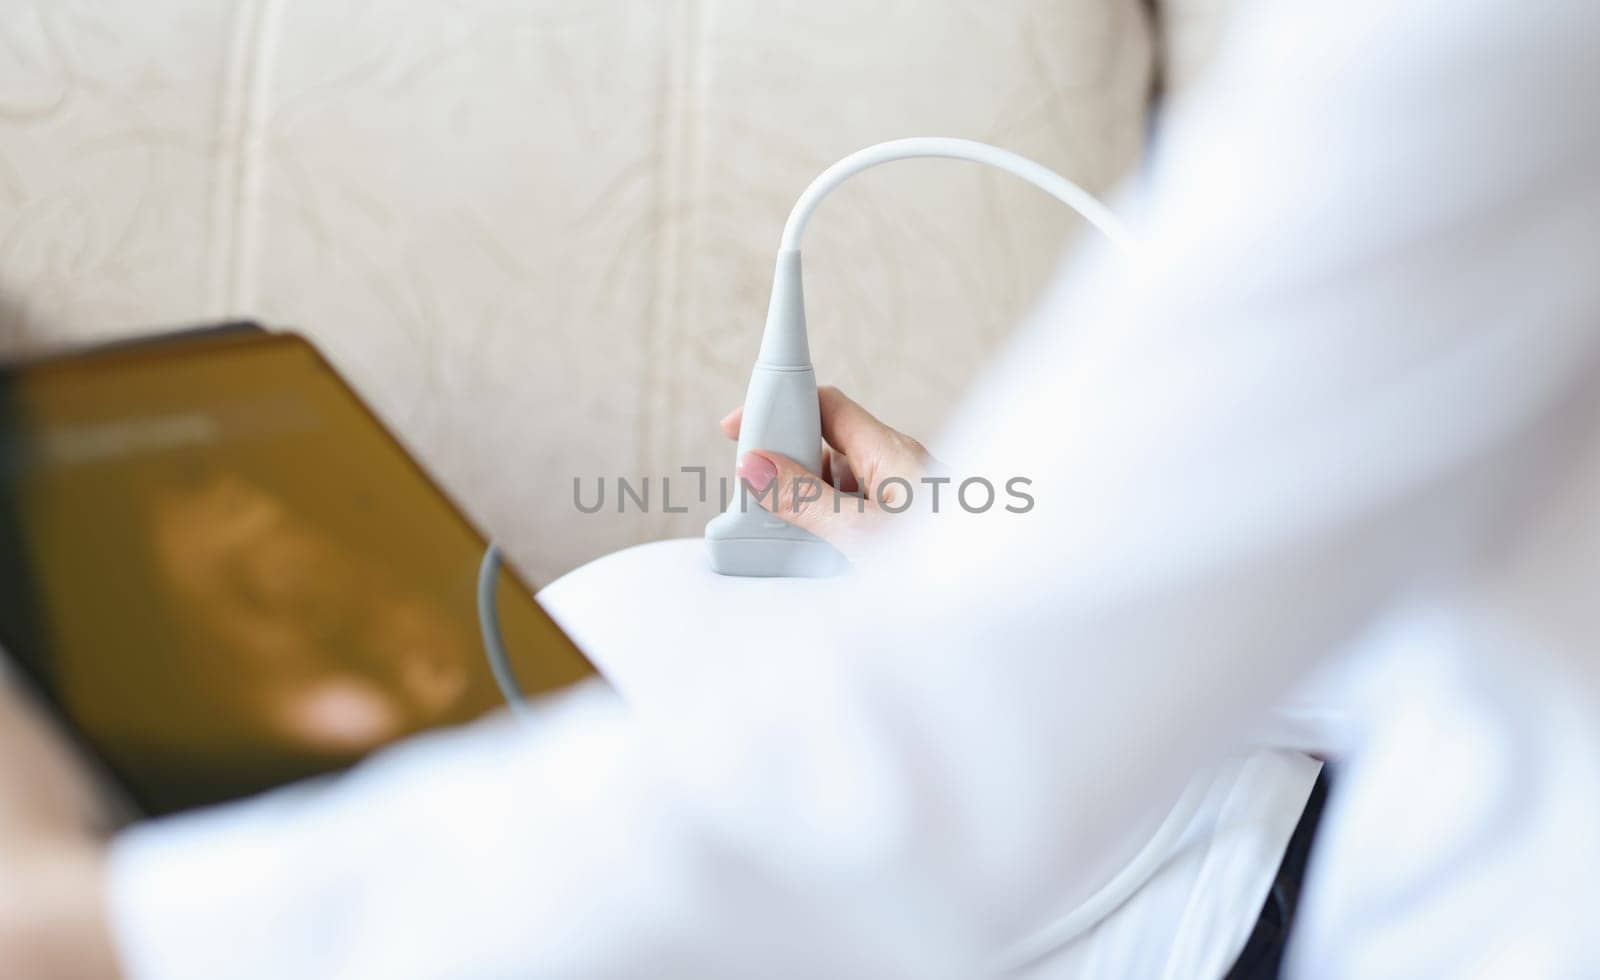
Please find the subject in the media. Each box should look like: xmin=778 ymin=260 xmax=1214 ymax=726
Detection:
xmin=0 ymin=1 xmax=1227 ymax=582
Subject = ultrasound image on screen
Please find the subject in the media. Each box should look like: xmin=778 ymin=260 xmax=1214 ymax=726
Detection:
xmin=0 ymin=330 xmax=593 ymax=815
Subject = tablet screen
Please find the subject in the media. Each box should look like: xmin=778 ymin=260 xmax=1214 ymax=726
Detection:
xmin=0 ymin=327 xmax=596 ymax=816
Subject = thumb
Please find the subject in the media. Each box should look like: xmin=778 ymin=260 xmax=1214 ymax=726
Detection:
xmin=737 ymin=450 xmax=874 ymax=556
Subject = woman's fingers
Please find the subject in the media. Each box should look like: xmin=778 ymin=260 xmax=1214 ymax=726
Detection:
xmin=722 ymin=388 xmax=925 ymax=461
xmin=735 ymin=450 xmax=876 ymax=559
xmin=816 ymin=386 xmax=887 ymax=457
xmin=825 ymin=447 xmax=859 ymax=494
xmin=819 ymin=387 xmax=930 ymax=464
xmin=721 ymin=386 xmax=923 ymax=559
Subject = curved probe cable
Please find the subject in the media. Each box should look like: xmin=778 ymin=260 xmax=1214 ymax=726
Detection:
xmin=477 ymin=542 xmax=531 ymax=717
xmin=779 ymin=136 xmax=1135 ymax=253
xmin=480 ymin=138 xmax=1197 ymax=961
xmin=989 ymin=774 xmax=1212 ymax=973
xmin=780 ymin=138 xmax=1200 ymax=965
xmin=482 ymin=138 xmax=1132 ymax=713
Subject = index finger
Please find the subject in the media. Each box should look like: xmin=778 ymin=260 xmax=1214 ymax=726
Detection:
xmin=818 ymin=386 xmax=898 ymax=458
xmin=720 ymin=406 xmax=743 ymax=440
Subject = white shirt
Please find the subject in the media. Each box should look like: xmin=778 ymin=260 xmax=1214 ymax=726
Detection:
xmin=107 ymin=0 xmax=1600 ymax=976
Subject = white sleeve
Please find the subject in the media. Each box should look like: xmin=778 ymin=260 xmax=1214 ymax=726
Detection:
xmin=107 ymin=1 xmax=1600 ymax=977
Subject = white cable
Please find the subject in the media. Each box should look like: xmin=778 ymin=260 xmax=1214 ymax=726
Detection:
xmin=484 ymin=139 xmax=1196 ymax=965
xmin=990 ymin=774 xmax=1212 ymax=973
xmin=782 ymin=138 xmax=1197 ymax=967
xmin=779 ymin=137 xmax=1135 ymax=254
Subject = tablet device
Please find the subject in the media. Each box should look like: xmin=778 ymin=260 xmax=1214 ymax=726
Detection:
xmin=0 ymin=324 xmax=597 ymax=817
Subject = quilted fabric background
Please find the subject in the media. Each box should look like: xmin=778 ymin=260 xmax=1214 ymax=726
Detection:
xmin=0 ymin=0 xmax=1170 ymax=582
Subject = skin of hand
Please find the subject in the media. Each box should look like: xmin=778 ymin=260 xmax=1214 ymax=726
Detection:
xmin=0 ymin=679 xmax=121 ymax=979
xmin=721 ymin=385 xmax=936 ymax=559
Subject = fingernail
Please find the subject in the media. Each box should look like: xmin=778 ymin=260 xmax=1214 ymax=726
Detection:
xmin=736 ymin=452 xmax=777 ymax=491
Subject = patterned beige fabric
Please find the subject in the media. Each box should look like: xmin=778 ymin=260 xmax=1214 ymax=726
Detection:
xmin=0 ymin=0 xmax=1157 ymax=581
